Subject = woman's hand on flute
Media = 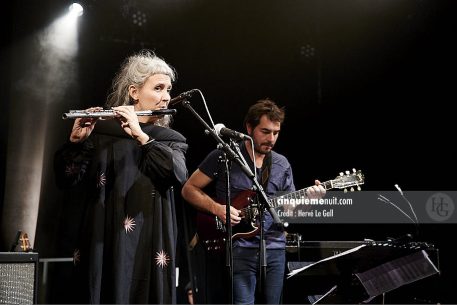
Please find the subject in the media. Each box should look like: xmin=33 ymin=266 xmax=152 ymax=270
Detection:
xmin=112 ymin=106 xmax=150 ymax=145
xmin=69 ymin=107 xmax=103 ymax=143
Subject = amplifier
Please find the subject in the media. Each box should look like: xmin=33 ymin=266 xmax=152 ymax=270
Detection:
xmin=0 ymin=252 xmax=38 ymax=304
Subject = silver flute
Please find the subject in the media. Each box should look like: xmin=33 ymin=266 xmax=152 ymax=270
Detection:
xmin=62 ymin=109 xmax=177 ymax=119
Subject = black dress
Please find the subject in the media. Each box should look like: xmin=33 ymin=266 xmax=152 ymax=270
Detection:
xmin=54 ymin=120 xmax=188 ymax=304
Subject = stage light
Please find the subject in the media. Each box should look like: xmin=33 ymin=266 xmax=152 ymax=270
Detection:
xmin=132 ymin=10 xmax=147 ymax=26
xmin=69 ymin=2 xmax=83 ymax=17
xmin=1 ymin=0 xmax=83 ymax=251
xmin=300 ymin=44 xmax=315 ymax=58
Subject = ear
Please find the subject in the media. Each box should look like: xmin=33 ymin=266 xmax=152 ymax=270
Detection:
xmin=246 ymin=123 xmax=253 ymax=136
xmin=128 ymin=85 xmax=139 ymax=103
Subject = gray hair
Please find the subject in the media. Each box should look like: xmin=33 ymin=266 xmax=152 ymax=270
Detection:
xmin=105 ymin=50 xmax=176 ymax=127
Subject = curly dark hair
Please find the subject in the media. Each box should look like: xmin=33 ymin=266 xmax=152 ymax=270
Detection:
xmin=243 ymin=98 xmax=285 ymax=129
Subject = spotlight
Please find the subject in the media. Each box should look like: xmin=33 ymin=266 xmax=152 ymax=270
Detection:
xmin=69 ymin=3 xmax=83 ymax=17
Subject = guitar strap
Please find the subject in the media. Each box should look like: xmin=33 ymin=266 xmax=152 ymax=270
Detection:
xmin=260 ymin=152 xmax=272 ymax=190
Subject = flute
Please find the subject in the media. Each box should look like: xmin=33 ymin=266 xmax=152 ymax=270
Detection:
xmin=62 ymin=109 xmax=177 ymax=119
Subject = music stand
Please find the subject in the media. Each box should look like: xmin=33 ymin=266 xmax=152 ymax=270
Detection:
xmin=287 ymin=243 xmax=439 ymax=304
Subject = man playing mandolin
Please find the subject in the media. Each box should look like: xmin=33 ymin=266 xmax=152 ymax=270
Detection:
xmin=181 ymin=99 xmax=326 ymax=304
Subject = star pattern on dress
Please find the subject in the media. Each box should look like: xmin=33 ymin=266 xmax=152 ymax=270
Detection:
xmin=97 ymin=172 xmax=106 ymax=188
xmin=73 ymin=248 xmax=80 ymax=266
xmin=155 ymin=250 xmax=170 ymax=268
xmin=65 ymin=163 xmax=79 ymax=177
xmin=123 ymin=215 xmax=136 ymax=233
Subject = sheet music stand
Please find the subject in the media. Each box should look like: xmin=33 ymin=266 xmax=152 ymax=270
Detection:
xmin=287 ymin=243 xmax=439 ymax=304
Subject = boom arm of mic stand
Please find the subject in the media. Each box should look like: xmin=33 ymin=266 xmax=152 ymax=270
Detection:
xmin=181 ymin=101 xmax=281 ymax=225
xmin=251 ymin=180 xmax=281 ymax=224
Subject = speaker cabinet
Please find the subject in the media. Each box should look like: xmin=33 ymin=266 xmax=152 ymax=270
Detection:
xmin=0 ymin=252 xmax=38 ymax=304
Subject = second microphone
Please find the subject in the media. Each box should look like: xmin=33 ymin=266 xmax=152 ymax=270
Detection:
xmin=214 ymin=123 xmax=251 ymax=141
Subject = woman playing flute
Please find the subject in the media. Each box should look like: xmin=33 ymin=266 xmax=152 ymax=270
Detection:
xmin=54 ymin=50 xmax=188 ymax=304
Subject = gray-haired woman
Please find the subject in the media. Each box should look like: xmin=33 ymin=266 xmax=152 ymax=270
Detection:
xmin=55 ymin=50 xmax=188 ymax=304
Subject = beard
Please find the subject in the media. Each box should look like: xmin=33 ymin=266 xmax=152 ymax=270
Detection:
xmin=254 ymin=142 xmax=274 ymax=155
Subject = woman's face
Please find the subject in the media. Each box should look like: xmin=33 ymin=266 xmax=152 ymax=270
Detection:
xmin=129 ymin=73 xmax=172 ymax=124
xmin=130 ymin=73 xmax=172 ymax=112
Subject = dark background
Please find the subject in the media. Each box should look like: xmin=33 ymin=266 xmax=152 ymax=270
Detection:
xmin=1 ymin=0 xmax=456 ymax=303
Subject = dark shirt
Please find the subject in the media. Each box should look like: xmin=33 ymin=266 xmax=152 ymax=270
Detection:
xmin=198 ymin=142 xmax=295 ymax=249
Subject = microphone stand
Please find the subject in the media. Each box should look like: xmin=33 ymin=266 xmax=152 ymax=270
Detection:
xmin=181 ymin=101 xmax=237 ymax=303
xmin=258 ymin=196 xmax=267 ymax=302
xmin=230 ymin=141 xmax=267 ymax=300
xmin=221 ymin=151 xmax=233 ymax=304
xmin=180 ymin=101 xmax=282 ymax=303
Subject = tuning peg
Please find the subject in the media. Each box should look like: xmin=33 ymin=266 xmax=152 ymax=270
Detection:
xmin=357 ymin=185 xmax=361 ymax=191
xmin=350 ymin=187 xmax=354 ymax=192
xmin=340 ymin=172 xmax=344 ymax=176
xmin=345 ymin=170 xmax=350 ymax=175
xmin=344 ymin=188 xmax=348 ymax=193
xmin=353 ymin=168 xmax=356 ymax=173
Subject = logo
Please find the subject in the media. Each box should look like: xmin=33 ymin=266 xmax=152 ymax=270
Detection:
xmin=426 ymin=193 xmax=455 ymax=222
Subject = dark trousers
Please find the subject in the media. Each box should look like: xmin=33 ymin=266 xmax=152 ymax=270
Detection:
xmin=233 ymin=247 xmax=286 ymax=305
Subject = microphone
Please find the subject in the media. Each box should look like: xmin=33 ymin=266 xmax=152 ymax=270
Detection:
xmin=394 ymin=184 xmax=404 ymax=196
xmin=395 ymin=183 xmax=419 ymax=223
xmin=170 ymin=89 xmax=198 ymax=106
xmin=214 ymin=123 xmax=251 ymax=141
